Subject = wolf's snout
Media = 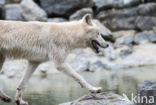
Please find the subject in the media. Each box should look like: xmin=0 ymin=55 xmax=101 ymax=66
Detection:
xmin=105 ymin=44 xmax=109 ymax=48
xmin=102 ymin=43 xmax=109 ymax=48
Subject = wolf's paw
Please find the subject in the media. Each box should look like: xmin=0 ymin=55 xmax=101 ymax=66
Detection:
xmin=0 ymin=95 xmax=12 ymax=103
xmin=89 ymin=87 xmax=102 ymax=93
xmin=15 ymin=100 xmax=29 ymax=105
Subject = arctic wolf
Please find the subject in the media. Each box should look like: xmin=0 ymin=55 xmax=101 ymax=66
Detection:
xmin=0 ymin=14 xmax=109 ymax=105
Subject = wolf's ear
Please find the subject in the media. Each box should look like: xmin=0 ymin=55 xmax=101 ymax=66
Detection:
xmin=82 ymin=14 xmax=92 ymax=25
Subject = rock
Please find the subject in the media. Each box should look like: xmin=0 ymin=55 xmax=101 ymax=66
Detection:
xmin=4 ymin=4 xmax=23 ymax=20
xmin=69 ymin=8 xmax=93 ymax=21
xmin=141 ymin=0 xmax=156 ymax=3
xmin=116 ymin=35 xmax=135 ymax=47
xmin=20 ymin=0 xmax=47 ymax=21
xmin=115 ymin=35 xmax=135 ymax=47
xmin=39 ymin=0 xmax=93 ymax=17
xmin=110 ymin=44 xmax=156 ymax=69
xmin=93 ymin=0 xmax=140 ymax=11
xmin=0 ymin=0 xmax=5 ymax=19
xmin=6 ymin=0 xmax=21 ymax=3
xmin=66 ymin=48 xmax=94 ymax=71
xmin=48 ymin=18 xmax=67 ymax=23
xmin=113 ymin=30 xmax=136 ymax=47
xmin=134 ymin=31 xmax=156 ymax=44
xmin=97 ymin=3 xmax=156 ymax=31
xmin=137 ymin=80 xmax=156 ymax=105
xmin=7 ymin=71 xmax=16 ymax=78
xmin=67 ymin=43 xmax=156 ymax=71
xmin=119 ymin=47 xmax=133 ymax=57
xmin=115 ymin=31 xmax=156 ymax=46
xmin=89 ymin=60 xmax=106 ymax=71
xmin=154 ymin=27 xmax=156 ymax=33
xmin=2 ymin=59 xmax=27 ymax=78
xmin=59 ymin=92 xmax=134 ymax=105
xmin=113 ymin=30 xmax=136 ymax=39
xmin=35 ymin=61 xmax=59 ymax=75
xmin=136 ymin=16 xmax=156 ymax=31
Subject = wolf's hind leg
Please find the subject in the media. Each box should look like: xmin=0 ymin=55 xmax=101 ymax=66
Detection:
xmin=0 ymin=53 xmax=12 ymax=103
xmin=57 ymin=63 xmax=102 ymax=93
xmin=0 ymin=53 xmax=4 ymax=71
xmin=15 ymin=61 xmax=39 ymax=105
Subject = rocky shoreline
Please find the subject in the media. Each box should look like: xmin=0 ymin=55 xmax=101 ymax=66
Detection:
xmin=0 ymin=0 xmax=155 ymax=78
xmin=0 ymin=1 xmax=156 ymax=104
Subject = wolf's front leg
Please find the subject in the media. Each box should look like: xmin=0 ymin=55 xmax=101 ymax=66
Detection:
xmin=0 ymin=54 xmax=12 ymax=102
xmin=57 ymin=63 xmax=102 ymax=93
xmin=15 ymin=61 xmax=39 ymax=105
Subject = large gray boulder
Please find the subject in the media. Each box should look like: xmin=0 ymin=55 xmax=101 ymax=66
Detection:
xmin=39 ymin=0 xmax=93 ymax=17
xmin=69 ymin=8 xmax=93 ymax=21
xmin=97 ymin=3 xmax=156 ymax=31
xmin=134 ymin=31 xmax=156 ymax=44
xmin=4 ymin=4 xmax=23 ymax=20
xmin=59 ymin=92 xmax=134 ymax=105
xmin=93 ymin=0 xmax=140 ymax=11
xmin=137 ymin=80 xmax=156 ymax=105
xmin=114 ymin=30 xmax=156 ymax=46
xmin=48 ymin=18 xmax=67 ymax=23
xmin=115 ymin=34 xmax=135 ymax=47
xmin=136 ymin=16 xmax=156 ymax=31
xmin=20 ymin=0 xmax=47 ymax=21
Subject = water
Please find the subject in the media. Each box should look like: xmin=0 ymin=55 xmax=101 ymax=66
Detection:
xmin=0 ymin=66 xmax=156 ymax=105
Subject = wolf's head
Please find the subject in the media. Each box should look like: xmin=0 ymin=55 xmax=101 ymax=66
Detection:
xmin=80 ymin=14 xmax=109 ymax=53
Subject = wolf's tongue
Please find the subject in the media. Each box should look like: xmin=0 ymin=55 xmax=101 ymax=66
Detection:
xmin=92 ymin=41 xmax=99 ymax=53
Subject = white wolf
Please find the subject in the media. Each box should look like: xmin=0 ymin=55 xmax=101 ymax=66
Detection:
xmin=0 ymin=14 xmax=109 ymax=105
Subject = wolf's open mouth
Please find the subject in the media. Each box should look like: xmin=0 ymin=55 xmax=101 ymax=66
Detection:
xmin=91 ymin=40 xmax=109 ymax=53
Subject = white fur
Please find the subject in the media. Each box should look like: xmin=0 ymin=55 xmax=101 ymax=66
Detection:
xmin=0 ymin=14 xmax=106 ymax=105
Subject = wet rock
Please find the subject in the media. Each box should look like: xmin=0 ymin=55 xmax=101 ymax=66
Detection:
xmin=137 ymin=80 xmax=156 ymax=105
xmin=116 ymin=35 xmax=135 ymax=47
xmin=97 ymin=3 xmax=156 ymax=31
xmin=4 ymin=4 xmax=23 ymax=20
xmin=89 ymin=61 xmax=106 ymax=71
xmin=68 ymin=43 xmax=156 ymax=71
xmin=39 ymin=0 xmax=93 ymax=17
xmin=0 ymin=0 xmax=5 ymax=19
xmin=93 ymin=0 xmax=140 ymax=11
xmin=20 ymin=0 xmax=47 ymax=21
xmin=111 ymin=44 xmax=156 ymax=69
xmin=154 ymin=27 xmax=156 ymax=33
xmin=66 ymin=48 xmax=95 ymax=71
xmin=35 ymin=61 xmax=59 ymax=75
xmin=136 ymin=16 xmax=156 ymax=31
xmin=60 ymin=92 xmax=134 ymax=105
xmin=134 ymin=31 xmax=156 ymax=44
xmin=119 ymin=47 xmax=133 ymax=57
xmin=2 ymin=59 xmax=27 ymax=78
xmin=69 ymin=8 xmax=93 ymax=21
xmin=113 ymin=30 xmax=136 ymax=39
xmin=7 ymin=71 xmax=16 ymax=78
xmin=114 ymin=30 xmax=136 ymax=47
xmin=48 ymin=18 xmax=67 ymax=23
xmin=141 ymin=0 xmax=156 ymax=3
xmin=6 ymin=0 xmax=20 ymax=4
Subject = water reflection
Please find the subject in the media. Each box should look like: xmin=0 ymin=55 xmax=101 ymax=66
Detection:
xmin=0 ymin=66 xmax=156 ymax=105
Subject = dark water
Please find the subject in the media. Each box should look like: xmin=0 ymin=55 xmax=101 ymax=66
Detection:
xmin=0 ymin=66 xmax=156 ymax=105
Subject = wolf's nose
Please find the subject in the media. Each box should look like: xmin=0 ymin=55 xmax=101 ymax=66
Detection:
xmin=105 ymin=44 xmax=109 ymax=48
